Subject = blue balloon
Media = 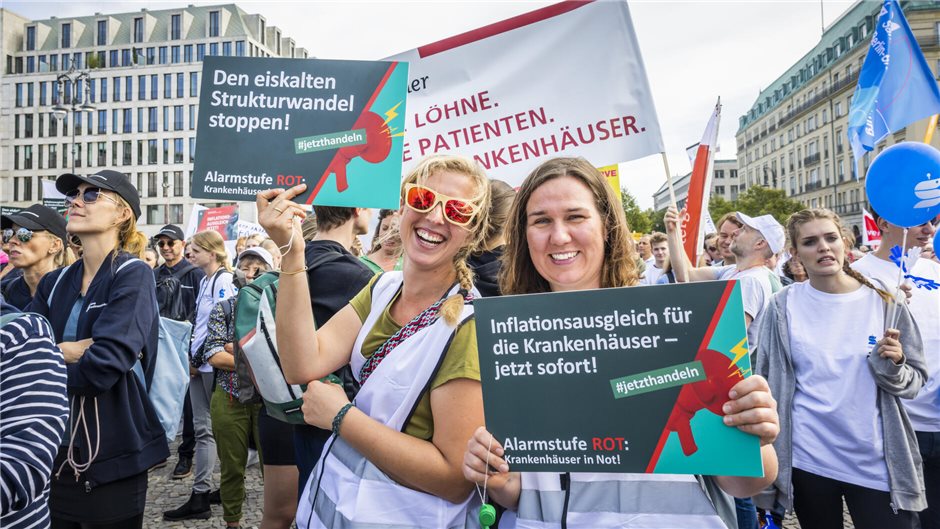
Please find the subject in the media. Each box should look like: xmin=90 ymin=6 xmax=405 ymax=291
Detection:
xmin=866 ymin=142 xmax=940 ymax=228
xmin=934 ymin=224 xmax=940 ymax=254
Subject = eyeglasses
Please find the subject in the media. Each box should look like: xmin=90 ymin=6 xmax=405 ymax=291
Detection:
xmin=155 ymin=239 xmax=179 ymax=248
xmin=706 ymin=246 xmax=718 ymax=252
xmin=403 ymin=183 xmax=479 ymax=227
xmin=2 ymin=227 xmax=39 ymax=244
xmin=65 ymin=187 xmax=121 ymax=207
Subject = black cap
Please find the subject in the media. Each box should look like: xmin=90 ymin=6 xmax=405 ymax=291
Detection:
xmin=154 ymin=224 xmax=185 ymax=241
xmin=56 ymin=170 xmax=141 ymax=219
xmin=1 ymin=204 xmax=69 ymax=242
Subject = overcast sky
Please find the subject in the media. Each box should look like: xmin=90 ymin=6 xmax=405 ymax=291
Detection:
xmin=6 ymin=0 xmax=854 ymax=208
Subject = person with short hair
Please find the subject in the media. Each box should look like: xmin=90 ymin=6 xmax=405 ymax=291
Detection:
xmin=258 ymin=154 xmax=492 ymax=529
xmin=1 ymin=204 xmax=73 ymax=309
xmin=29 ymin=169 xmax=168 ymax=529
xmin=468 ymin=180 xmax=515 ymax=297
xmin=640 ymin=232 xmax=669 ymax=285
xmin=464 ymin=157 xmax=778 ymax=529
xmin=714 ymin=212 xmax=744 ymax=266
xmin=755 ymin=208 xmax=926 ymax=529
xmin=698 ymin=232 xmax=720 ymax=267
xmin=852 ymin=209 xmax=940 ymax=529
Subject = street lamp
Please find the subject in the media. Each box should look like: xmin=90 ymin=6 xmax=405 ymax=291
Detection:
xmin=50 ymin=64 xmax=95 ymax=174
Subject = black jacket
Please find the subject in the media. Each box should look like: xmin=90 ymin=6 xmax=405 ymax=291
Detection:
xmin=28 ymin=253 xmax=169 ymax=489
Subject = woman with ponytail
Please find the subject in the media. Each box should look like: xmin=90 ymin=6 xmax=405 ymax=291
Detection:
xmin=754 ymin=208 xmax=926 ymax=528
xmin=28 ymin=170 xmax=168 ymax=529
xmin=463 ymin=157 xmax=779 ymax=529
xmin=256 ymin=154 xmax=491 ymax=529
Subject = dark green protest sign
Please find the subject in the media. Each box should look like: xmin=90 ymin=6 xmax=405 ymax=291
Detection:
xmin=192 ymin=56 xmax=408 ymax=208
xmin=475 ymin=281 xmax=763 ymax=476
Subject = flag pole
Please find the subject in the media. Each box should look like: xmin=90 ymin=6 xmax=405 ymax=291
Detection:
xmin=662 ymin=152 xmax=677 ymax=208
xmin=924 ymin=114 xmax=938 ymax=144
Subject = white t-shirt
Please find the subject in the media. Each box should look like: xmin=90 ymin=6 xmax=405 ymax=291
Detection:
xmin=787 ymin=281 xmax=889 ymax=490
xmin=715 ymin=265 xmax=773 ymax=349
xmin=191 ymin=269 xmax=238 ymax=373
xmin=852 ymin=254 xmax=940 ymax=432
xmin=641 ymin=264 xmax=665 ymax=285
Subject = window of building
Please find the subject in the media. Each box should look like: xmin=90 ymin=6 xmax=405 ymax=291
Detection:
xmin=96 ymin=20 xmax=107 ymax=45
xmin=184 ymin=44 xmax=193 ymax=62
xmin=137 ymin=108 xmax=144 ymax=133
xmin=171 ymin=14 xmax=182 ymax=40
xmin=15 ymin=84 xmax=23 ymax=107
xmin=23 ymin=176 xmax=33 ymax=200
xmin=176 ymin=73 xmax=184 ymax=98
xmin=146 ymin=47 xmax=155 ymax=65
xmin=38 ymin=114 xmax=45 ymax=138
xmin=125 ymin=76 xmax=133 ymax=101
xmin=122 ymin=48 xmax=131 ymax=67
xmin=189 ymin=105 xmax=196 ymax=130
xmin=148 ymin=139 xmax=157 ymax=164
xmin=133 ymin=17 xmax=144 ymax=43
xmin=190 ymin=72 xmax=199 ymax=97
xmin=26 ymin=25 xmax=36 ymax=50
xmin=112 ymin=109 xmax=119 ymax=133
xmin=209 ymin=11 xmax=221 ymax=37
xmin=163 ymin=106 xmax=169 ymax=131
xmin=100 ymin=78 xmax=108 ymax=103
xmin=164 ymin=73 xmax=172 ymax=98
xmin=98 ymin=110 xmax=107 ymax=133
xmin=159 ymin=46 xmax=168 ymax=65
xmin=49 ymin=144 xmax=57 ymax=169
xmin=171 ymin=46 xmax=181 ymax=64
xmin=150 ymin=74 xmax=158 ymax=99
xmin=13 ymin=147 xmax=19 ymax=170
xmin=163 ymin=139 xmax=170 ymax=164
xmin=146 ymin=206 xmax=163 ymax=226
xmin=26 ymin=83 xmax=34 ymax=106
xmin=61 ymin=23 xmax=71 ymax=48
xmin=123 ymin=108 xmax=132 ymax=133
xmin=197 ymin=43 xmax=205 ymax=61
xmin=189 ymin=138 xmax=195 ymax=163
xmin=209 ymin=42 xmax=218 ymax=56
xmin=223 ymin=41 xmax=232 ymax=56
xmin=26 ymin=56 xmax=35 ymax=73
xmin=122 ymin=140 xmax=132 ymax=166
xmin=24 ymin=114 xmax=33 ymax=138
xmin=138 ymin=75 xmax=147 ymax=100
xmin=174 ymin=105 xmax=183 ymax=130
xmin=236 ymin=40 xmax=245 ymax=57
xmin=174 ymin=138 xmax=184 ymax=163
xmin=148 ymin=107 xmax=157 ymax=132
xmin=173 ymin=170 xmax=184 ymax=197
xmin=61 ymin=53 xmax=70 ymax=70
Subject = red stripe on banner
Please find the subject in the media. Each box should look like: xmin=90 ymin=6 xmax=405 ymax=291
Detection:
xmin=417 ymin=0 xmax=593 ymax=58
xmin=645 ymin=281 xmax=736 ymax=473
xmin=683 ymin=144 xmax=711 ymax=262
xmin=305 ymin=62 xmax=398 ymax=205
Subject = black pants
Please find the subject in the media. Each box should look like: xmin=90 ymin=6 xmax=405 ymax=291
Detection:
xmin=917 ymin=431 xmax=940 ymax=529
xmin=792 ymin=468 xmax=917 ymax=529
xmin=51 ymin=513 xmax=143 ymax=529
xmin=179 ymin=384 xmax=195 ymax=458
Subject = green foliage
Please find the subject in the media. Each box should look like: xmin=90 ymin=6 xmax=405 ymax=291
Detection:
xmin=620 ymin=188 xmax=652 ymax=234
xmin=86 ymin=53 xmax=100 ymax=69
xmin=728 ymin=186 xmax=804 ymax=225
xmin=649 ymin=208 xmax=666 ymax=233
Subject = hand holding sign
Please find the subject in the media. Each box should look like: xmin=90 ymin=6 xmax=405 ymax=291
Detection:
xmin=256 ymin=185 xmax=307 ymax=250
xmin=720 ymin=375 xmax=779 ymax=447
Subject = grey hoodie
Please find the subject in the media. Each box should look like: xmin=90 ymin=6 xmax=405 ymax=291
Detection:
xmin=754 ymin=283 xmax=927 ymax=513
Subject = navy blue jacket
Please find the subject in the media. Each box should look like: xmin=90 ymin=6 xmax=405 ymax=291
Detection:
xmin=28 ymin=252 xmax=168 ymax=489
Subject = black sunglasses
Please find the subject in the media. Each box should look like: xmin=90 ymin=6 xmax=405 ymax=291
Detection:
xmin=65 ymin=187 xmax=121 ymax=206
xmin=3 ymin=227 xmax=38 ymax=244
xmin=155 ymin=239 xmax=179 ymax=248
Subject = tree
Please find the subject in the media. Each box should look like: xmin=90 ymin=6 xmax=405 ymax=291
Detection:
xmin=649 ymin=208 xmax=666 ymax=233
xmin=731 ymin=186 xmax=804 ymax=225
xmin=620 ymin=188 xmax=652 ymax=233
xmin=708 ymin=195 xmax=735 ymax=224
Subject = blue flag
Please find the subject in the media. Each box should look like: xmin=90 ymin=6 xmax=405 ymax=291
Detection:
xmin=847 ymin=0 xmax=940 ymax=174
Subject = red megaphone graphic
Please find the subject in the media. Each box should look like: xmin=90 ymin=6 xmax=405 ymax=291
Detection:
xmin=326 ymin=111 xmax=392 ymax=192
xmin=665 ymin=348 xmax=743 ymax=456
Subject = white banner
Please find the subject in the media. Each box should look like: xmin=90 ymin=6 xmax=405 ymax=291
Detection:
xmin=387 ymin=0 xmax=663 ymax=186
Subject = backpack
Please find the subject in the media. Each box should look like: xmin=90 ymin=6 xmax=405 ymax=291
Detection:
xmin=233 ymin=249 xmax=349 ymax=423
xmin=215 ymin=297 xmax=262 ymax=405
xmin=156 ymin=262 xmax=197 ymax=321
xmin=49 ymin=260 xmax=192 ymax=442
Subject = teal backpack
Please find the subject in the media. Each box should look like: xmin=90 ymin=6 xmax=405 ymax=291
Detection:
xmin=234 ymin=271 xmax=308 ymax=424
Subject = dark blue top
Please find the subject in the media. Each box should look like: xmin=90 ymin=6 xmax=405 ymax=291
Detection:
xmin=1 ymin=276 xmax=32 ymax=310
xmin=27 ymin=252 xmax=168 ymax=489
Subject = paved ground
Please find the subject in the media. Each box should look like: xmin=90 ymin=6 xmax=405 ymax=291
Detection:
xmin=144 ymin=439 xmax=266 ymax=529
xmin=143 ymin=440 xmax=853 ymax=529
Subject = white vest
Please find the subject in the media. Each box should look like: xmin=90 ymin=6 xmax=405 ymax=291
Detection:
xmin=508 ymin=472 xmax=731 ymax=529
xmin=297 ymin=272 xmax=481 ymax=529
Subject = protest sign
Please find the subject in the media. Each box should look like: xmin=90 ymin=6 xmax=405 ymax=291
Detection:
xmin=387 ymin=1 xmax=663 ymax=187
xmin=862 ymin=208 xmax=882 ymax=247
xmin=41 ymin=180 xmax=67 ymax=214
xmin=192 ymin=56 xmax=408 ymax=208
xmin=0 ymin=206 xmax=23 ymax=217
xmin=474 ymin=281 xmax=763 ymax=476
xmin=185 ymin=204 xmax=240 ymax=240
xmin=598 ymin=164 xmax=622 ymax=203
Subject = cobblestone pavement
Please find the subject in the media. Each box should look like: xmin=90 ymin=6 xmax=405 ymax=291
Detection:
xmin=145 ymin=439 xmax=266 ymax=529
xmin=144 ymin=440 xmax=854 ymax=529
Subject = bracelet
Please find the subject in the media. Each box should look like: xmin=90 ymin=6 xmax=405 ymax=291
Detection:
xmin=332 ymin=403 xmax=355 ymax=436
xmin=280 ymin=265 xmax=308 ymax=276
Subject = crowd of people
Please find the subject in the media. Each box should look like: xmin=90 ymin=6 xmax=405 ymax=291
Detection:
xmin=0 ymin=155 xmax=937 ymax=529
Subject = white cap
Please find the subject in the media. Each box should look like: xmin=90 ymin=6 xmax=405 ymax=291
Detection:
xmin=736 ymin=212 xmax=785 ymax=254
xmin=237 ymin=247 xmax=275 ymax=269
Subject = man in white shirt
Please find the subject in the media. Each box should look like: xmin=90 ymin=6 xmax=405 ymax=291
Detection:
xmin=712 ymin=212 xmax=743 ymax=267
xmin=851 ymin=209 xmax=940 ymax=529
xmin=640 ymin=232 xmax=669 ymax=285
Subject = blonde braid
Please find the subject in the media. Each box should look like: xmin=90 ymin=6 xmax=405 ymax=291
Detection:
xmin=843 ymin=261 xmax=893 ymax=304
xmin=440 ymin=251 xmax=475 ymax=326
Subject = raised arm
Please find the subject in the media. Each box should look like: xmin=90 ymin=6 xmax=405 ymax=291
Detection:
xmin=664 ymin=206 xmax=718 ymax=283
xmin=257 ymin=186 xmax=363 ymax=384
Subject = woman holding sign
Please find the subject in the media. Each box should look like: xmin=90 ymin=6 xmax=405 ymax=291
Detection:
xmin=463 ymin=157 xmax=779 ymax=529
xmin=256 ymin=154 xmax=491 ymax=529
xmin=753 ymin=208 xmax=926 ymax=529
